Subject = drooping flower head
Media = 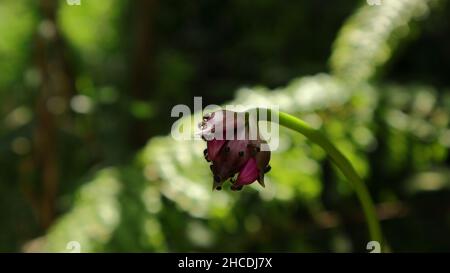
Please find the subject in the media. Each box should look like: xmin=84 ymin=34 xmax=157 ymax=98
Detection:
xmin=199 ymin=110 xmax=271 ymax=191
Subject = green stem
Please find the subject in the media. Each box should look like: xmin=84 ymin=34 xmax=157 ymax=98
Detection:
xmin=252 ymin=108 xmax=384 ymax=248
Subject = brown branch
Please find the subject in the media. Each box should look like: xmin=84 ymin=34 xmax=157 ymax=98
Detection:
xmin=30 ymin=0 xmax=76 ymax=229
xmin=129 ymin=0 xmax=158 ymax=148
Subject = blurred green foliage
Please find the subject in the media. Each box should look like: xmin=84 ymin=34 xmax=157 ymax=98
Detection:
xmin=1 ymin=0 xmax=449 ymax=252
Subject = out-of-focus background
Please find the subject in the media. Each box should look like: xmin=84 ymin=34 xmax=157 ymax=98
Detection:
xmin=1 ymin=0 xmax=449 ymax=252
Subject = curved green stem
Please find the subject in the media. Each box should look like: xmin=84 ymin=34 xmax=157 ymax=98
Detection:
xmin=251 ymin=108 xmax=384 ymax=248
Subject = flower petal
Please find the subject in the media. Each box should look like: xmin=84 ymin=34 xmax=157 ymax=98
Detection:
xmin=206 ymin=139 xmax=226 ymax=161
xmin=210 ymin=139 xmax=252 ymax=183
xmin=256 ymin=149 xmax=270 ymax=185
xmin=233 ymin=157 xmax=259 ymax=189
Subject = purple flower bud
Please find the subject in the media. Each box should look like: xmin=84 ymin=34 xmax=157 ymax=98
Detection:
xmin=200 ymin=110 xmax=271 ymax=191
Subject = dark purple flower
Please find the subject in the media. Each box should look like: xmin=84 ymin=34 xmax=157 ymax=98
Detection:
xmin=199 ymin=110 xmax=271 ymax=191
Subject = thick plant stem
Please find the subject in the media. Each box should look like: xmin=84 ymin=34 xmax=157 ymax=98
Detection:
xmin=253 ymin=108 xmax=384 ymax=248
